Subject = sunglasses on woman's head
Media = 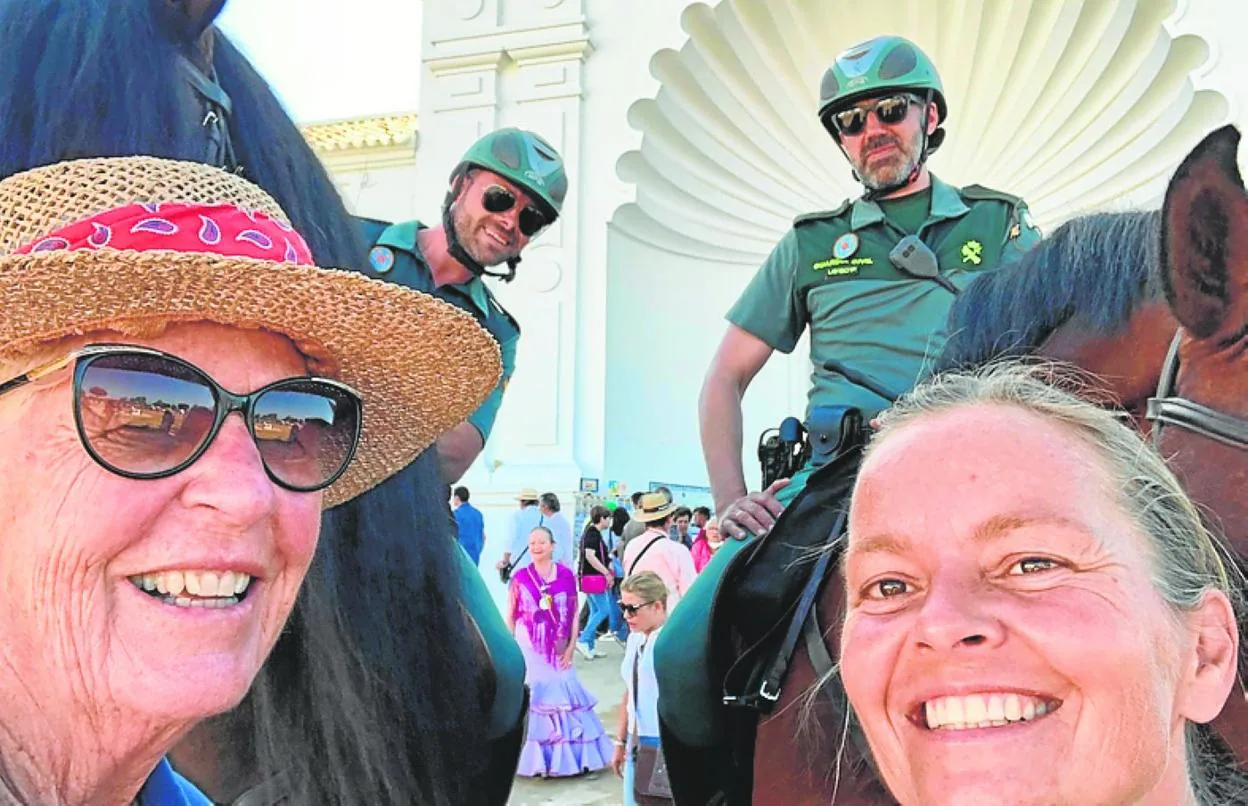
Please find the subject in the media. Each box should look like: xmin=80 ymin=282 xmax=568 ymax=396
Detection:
xmin=831 ymin=93 xmax=917 ymax=137
xmin=0 ymin=345 xmax=362 ymax=493
xmin=481 ymin=184 xmax=549 ymax=237
xmin=619 ymin=600 xmax=656 ymax=617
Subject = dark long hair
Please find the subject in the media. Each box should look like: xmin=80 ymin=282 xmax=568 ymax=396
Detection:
xmin=0 ymin=1 xmax=487 ymax=802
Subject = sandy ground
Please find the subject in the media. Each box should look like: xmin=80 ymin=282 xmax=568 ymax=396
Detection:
xmin=506 ymin=637 xmax=629 ymax=805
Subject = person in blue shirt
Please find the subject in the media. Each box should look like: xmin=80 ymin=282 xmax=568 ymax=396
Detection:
xmin=452 ymin=485 xmax=487 ymax=566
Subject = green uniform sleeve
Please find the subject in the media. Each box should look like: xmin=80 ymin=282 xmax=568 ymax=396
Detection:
xmin=466 ymin=329 xmax=518 ymax=441
xmin=725 ymin=228 xmax=807 ymax=353
xmin=1001 ymin=201 xmax=1042 ymax=265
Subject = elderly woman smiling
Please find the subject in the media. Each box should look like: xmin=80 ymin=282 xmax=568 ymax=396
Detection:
xmin=840 ymin=362 xmax=1243 ymax=805
xmin=0 ymin=157 xmax=500 ymax=804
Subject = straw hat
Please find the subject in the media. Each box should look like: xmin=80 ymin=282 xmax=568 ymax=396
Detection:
xmin=515 ymin=487 xmax=540 ymax=501
xmin=634 ymin=491 xmax=676 ymax=523
xmin=0 ymin=156 xmax=502 ymax=508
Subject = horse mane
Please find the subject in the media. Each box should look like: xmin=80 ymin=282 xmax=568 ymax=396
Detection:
xmin=0 ymin=0 xmax=203 ymax=177
xmin=939 ymin=210 xmax=1163 ymax=370
xmin=0 ymin=2 xmax=487 ymax=803
xmin=210 ymin=32 xmax=369 ymax=267
xmin=246 ymin=450 xmax=487 ymax=804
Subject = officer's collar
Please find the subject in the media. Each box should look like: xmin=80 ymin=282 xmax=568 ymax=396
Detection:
xmin=848 ymin=175 xmax=969 ymax=231
xmin=377 ymin=220 xmax=492 ymax=317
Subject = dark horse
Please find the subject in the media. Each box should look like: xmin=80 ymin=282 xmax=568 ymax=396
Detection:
xmin=669 ymin=127 xmax=1248 ymax=804
xmin=0 ymin=1 xmax=522 ymax=803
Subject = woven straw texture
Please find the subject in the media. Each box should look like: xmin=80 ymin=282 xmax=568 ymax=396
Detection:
xmin=0 ymin=156 xmax=502 ymax=507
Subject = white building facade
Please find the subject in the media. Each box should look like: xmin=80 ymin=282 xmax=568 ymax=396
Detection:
xmin=305 ymin=0 xmax=1248 ymax=541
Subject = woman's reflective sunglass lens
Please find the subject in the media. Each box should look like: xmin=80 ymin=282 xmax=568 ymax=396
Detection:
xmin=832 ymin=94 xmax=914 ymax=137
xmin=481 ymin=185 xmax=549 ymax=237
xmin=618 ymin=601 xmax=655 ymax=617
xmin=74 ymin=349 xmax=361 ymax=492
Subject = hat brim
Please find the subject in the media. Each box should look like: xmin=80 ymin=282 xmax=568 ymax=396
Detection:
xmin=635 ymin=506 xmax=675 ymax=523
xmin=0 ymin=248 xmax=502 ymax=508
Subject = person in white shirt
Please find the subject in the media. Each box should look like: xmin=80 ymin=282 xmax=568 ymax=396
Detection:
xmin=611 ymin=572 xmax=672 ymax=806
xmin=539 ymin=492 xmax=576 ymax=568
xmin=496 ymin=487 xmax=544 ymax=576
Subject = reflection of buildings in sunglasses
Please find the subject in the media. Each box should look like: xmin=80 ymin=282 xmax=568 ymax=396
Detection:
xmin=618 ymin=600 xmax=657 ymax=617
xmin=0 ymin=344 xmax=362 ymax=493
xmin=481 ymin=184 xmax=549 ymax=237
xmin=832 ymin=94 xmax=916 ymax=137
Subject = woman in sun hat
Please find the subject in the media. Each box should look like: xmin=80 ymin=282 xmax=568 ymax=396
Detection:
xmin=0 ymin=155 xmax=500 ymax=804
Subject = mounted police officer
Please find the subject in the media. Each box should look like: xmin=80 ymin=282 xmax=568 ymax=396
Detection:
xmin=703 ymin=34 xmax=1040 ymax=538
xmin=655 ymin=35 xmax=1042 ymax=801
xmin=359 ymin=127 xmax=568 ymax=483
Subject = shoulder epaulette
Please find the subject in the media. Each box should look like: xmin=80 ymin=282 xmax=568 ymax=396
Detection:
xmin=794 ymin=199 xmax=852 ymax=226
xmin=960 ymin=184 xmax=1024 ymax=207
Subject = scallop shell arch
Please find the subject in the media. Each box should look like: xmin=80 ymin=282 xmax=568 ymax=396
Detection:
xmin=612 ymin=0 xmax=1229 ymax=265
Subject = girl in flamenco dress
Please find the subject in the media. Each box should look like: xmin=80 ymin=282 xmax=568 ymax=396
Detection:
xmin=507 ymin=526 xmax=615 ymax=777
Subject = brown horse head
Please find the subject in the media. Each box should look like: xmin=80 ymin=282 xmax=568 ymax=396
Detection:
xmin=1157 ymin=125 xmax=1248 ymax=552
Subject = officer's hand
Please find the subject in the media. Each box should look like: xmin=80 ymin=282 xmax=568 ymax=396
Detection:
xmin=719 ymin=479 xmax=790 ymax=540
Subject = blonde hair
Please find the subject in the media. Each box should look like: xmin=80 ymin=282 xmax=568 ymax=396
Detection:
xmin=621 ymin=570 xmax=668 ymax=605
xmin=869 ymin=360 xmax=1239 ymax=615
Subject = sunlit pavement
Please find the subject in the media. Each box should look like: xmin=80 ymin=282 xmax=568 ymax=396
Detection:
xmin=506 ymin=636 xmax=629 ymax=805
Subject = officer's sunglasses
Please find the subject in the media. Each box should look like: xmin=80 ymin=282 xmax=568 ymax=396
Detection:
xmin=0 ymin=345 xmax=362 ymax=492
xmin=831 ymin=94 xmax=917 ymax=137
xmin=619 ymin=600 xmax=658 ymax=617
xmin=481 ymin=184 xmax=549 ymax=237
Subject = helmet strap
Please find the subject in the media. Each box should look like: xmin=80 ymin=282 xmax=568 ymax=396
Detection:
xmin=441 ymin=169 xmax=519 ymax=283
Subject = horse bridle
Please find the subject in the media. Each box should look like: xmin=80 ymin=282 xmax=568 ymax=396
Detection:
xmin=179 ymin=53 xmax=239 ymax=172
xmin=1147 ymin=332 xmax=1248 ymax=451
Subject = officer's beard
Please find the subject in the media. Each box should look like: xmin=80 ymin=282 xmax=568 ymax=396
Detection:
xmin=452 ymin=204 xmax=523 ymax=268
xmin=854 ymin=132 xmax=922 ymax=194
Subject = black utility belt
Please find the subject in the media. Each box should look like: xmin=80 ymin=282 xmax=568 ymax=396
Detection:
xmin=805 ymin=405 xmax=867 ymax=466
xmin=758 ymin=405 xmax=866 ymax=488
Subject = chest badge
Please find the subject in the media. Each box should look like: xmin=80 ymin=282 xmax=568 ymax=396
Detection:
xmin=369 ymin=245 xmax=396 ymax=274
xmin=960 ymin=239 xmax=984 ymax=265
xmin=833 ymin=232 xmax=859 ymax=260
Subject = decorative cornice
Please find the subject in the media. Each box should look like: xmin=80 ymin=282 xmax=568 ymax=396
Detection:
xmin=300 ymin=113 xmax=419 ymax=153
xmin=427 ymin=19 xmax=591 ymax=65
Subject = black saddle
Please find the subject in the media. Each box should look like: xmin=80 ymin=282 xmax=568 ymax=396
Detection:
xmin=662 ymin=421 xmax=868 ymax=805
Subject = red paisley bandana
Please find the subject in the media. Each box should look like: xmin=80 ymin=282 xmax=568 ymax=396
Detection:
xmin=14 ymin=202 xmax=314 ymax=265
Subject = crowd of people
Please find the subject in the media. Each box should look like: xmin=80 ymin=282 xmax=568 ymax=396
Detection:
xmin=452 ymin=482 xmax=720 ymax=802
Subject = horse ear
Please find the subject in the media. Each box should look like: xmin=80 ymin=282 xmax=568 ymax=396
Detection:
xmin=153 ymin=0 xmax=228 ymax=41
xmin=1161 ymin=125 xmax=1248 ymax=339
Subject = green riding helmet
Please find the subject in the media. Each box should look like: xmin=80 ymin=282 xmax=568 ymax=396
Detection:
xmin=453 ymin=128 xmax=568 ymax=221
xmin=817 ymin=35 xmax=947 ymax=151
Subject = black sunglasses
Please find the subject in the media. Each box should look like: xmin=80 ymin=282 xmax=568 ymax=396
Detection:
xmin=0 ymin=345 xmax=362 ymax=493
xmin=481 ymin=184 xmax=550 ymax=238
xmin=619 ymin=600 xmax=657 ymax=617
xmin=831 ymin=94 xmax=917 ymax=137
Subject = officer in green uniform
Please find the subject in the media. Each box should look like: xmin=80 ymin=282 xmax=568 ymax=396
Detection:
xmin=657 ymin=35 xmax=1041 ymax=753
xmin=356 ymin=128 xmax=567 ymax=764
xmin=359 ymin=127 xmax=568 ymax=484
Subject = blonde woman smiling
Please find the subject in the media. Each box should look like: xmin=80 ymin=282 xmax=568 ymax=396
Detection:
xmin=840 ymin=363 xmax=1243 ymax=805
